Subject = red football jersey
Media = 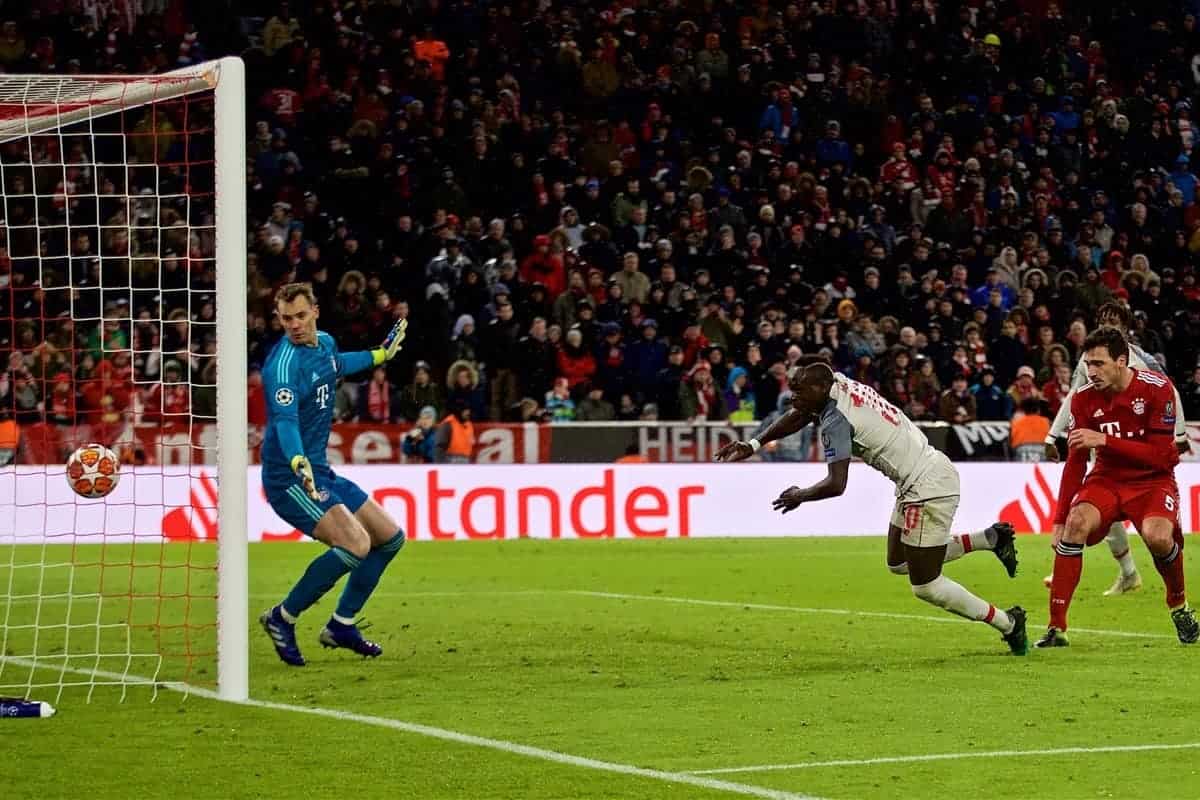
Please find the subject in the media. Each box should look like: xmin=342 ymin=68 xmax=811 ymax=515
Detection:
xmin=1067 ymin=368 xmax=1179 ymax=484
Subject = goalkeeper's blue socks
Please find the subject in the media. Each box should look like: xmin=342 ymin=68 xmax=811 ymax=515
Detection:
xmin=335 ymin=530 xmax=406 ymax=620
xmin=281 ymin=546 xmax=363 ymax=618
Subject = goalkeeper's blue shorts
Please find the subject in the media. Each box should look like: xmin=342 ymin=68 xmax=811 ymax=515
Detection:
xmin=264 ymin=467 xmax=370 ymax=537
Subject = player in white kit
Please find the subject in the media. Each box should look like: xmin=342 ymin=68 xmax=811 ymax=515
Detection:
xmin=716 ymin=363 xmax=1028 ymax=655
xmin=1042 ymin=303 xmax=1190 ymax=595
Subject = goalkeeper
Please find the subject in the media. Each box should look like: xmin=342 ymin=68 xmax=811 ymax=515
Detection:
xmin=259 ymin=283 xmax=409 ymax=666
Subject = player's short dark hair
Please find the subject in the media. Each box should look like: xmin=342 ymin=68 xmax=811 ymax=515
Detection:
xmin=1095 ymin=301 xmax=1131 ymax=329
xmin=275 ymin=282 xmax=317 ymax=308
xmin=1082 ymin=326 xmax=1129 ymax=363
xmin=799 ymin=361 xmax=835 ymax=392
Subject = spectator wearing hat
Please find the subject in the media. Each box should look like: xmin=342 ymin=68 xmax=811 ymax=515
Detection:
xmin=939 ymin=374 xmax=978 ymax=424
xmin=724 ymin=365 xmax=756 ymax=423
xmin=576 ymin=383 xmax=616 ymax=421
xmin=552 ymin=269 xmax=592 ymax=330
xmin=544 ymin=377 xmax=577 ymax=422
xmin=556 ymin=326 xmax=597 ymax=391
xmin=626 ymin=319 xmax=667 ymax=394
xmin=520 ymin=235 xmax=565 ymax=300
xmin=679 ymin=361 xmax=727 ymax=421
xmin=399 ymin=360 xmax=445 ymax=423
xmin=447 ymin=360 xmax=487 ymax=421
xmin=1006 ymin=364 xmax=1044 ymax=410
xmin=595 ymin=322 xmax=630 ymax=400
xmin=971 ymin=368 xmax=1012 ymax=421
xmin=515 ymin=317 xmax=557 ymax=400
xmin=436 ymin=398 xmax=475 ymax=464
xmin=402 ymin=406 xmax=439 ymax=463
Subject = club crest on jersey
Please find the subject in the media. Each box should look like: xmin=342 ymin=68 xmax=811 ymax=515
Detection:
xmin=1132 ymin=397 xmax=1145 ymax=416
xmin=275 ymin=387 xmax=294 ymax=406
xmin=317 ymin=488 xmax=331 ymax=502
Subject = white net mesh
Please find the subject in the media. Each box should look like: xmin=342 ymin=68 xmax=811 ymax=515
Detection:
xmin=0 ymin=64 xmax=235 ymax=701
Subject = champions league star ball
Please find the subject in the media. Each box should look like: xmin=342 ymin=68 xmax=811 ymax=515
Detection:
xmin=66 ymin=443 xmax=121 ymax=499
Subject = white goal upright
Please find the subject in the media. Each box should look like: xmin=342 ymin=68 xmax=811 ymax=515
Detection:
xmin=0 ymin=58 xmax=247 ymax=702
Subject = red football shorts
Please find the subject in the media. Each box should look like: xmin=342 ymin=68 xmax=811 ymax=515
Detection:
xmin=1072 ymin=475 xmax=1180 ymax=540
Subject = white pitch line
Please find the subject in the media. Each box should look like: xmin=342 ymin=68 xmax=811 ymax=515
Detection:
xmin=0 ymin=655 xmax=822 ymax=800
xmin=686 ymin=742 xmax=1200 ymax=775
xmin=1 ymin=590 xmax=552 ymax=606
xmin=569 ymin=590 xmax=1175 ymax=640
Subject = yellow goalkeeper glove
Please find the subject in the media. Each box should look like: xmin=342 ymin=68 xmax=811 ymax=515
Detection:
xmin=371 ymin=318 xmax=408 ymax=365
xmin=290 ymin=455 xmax=319 ymax=501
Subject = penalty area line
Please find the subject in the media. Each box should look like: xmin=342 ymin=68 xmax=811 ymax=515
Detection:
xmin=0 ymin=656 xmax=823 ymax=800
xmin=686 ymin=741 xmax=1200 ymax=775
xmin=569 ymin=590 xmax=1174 ymax=640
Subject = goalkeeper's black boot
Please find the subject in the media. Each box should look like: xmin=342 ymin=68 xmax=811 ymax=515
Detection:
xmin=320 ymin=618 xmax=383 ymax=658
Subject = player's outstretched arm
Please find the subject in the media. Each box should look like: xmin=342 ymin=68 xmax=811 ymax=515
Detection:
xmin=772 ymin=458 xmax=850 ymax=514
xmin=714 ymin=407 xmax=809 ymax=461
xmin=339 ymin=318 xmax=410 ymax=377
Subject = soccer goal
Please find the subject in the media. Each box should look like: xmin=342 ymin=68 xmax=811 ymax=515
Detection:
xmin=0 ymin=58 xmax=247 ymax=703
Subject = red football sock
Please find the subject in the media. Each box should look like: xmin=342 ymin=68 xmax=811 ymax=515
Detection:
xmin=1050 ymin=541 xmax=1084 ymax=631
xmin=1153 ymin=541 xmax=1187 ymax=610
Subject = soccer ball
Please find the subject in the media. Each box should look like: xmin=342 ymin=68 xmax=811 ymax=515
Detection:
xmin=66 ymin=444 xmax=121 ymax=499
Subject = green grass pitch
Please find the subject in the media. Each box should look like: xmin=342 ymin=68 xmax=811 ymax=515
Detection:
xmin=4 ymin=536 xmax=1200 ymax=800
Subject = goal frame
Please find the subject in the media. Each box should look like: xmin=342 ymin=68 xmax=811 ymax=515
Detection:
xmin=0 ymin=57 xmax=249 ymax=701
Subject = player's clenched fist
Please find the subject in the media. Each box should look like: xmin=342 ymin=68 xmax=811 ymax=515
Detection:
xmin=714 ymin=441 xmax=755 ymax=462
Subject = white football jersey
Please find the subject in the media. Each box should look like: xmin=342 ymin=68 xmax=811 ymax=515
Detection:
xmin=819 ymin=374 xmax=946 ymax=498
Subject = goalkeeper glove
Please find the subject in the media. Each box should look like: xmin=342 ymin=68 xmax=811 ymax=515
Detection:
xmin=290 ymin=455 xmax=319 ymax=501
xmin=371 ymin=318 xmax=408 ymax=365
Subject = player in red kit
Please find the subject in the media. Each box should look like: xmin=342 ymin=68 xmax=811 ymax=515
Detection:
xmin=1041 ymin=328 xmax=1199 ymax=647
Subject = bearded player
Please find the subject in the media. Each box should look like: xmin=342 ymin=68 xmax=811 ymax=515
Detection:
xmin=259 ymin=283 xmax=410 ymax=666
xmin=1043 ymin=302 xmax=1191 ymax=595
xmin=1041 ymin=327 xmax=1198 ymax=647
xmin=716 ymin=363 xmax=1027 ymax=655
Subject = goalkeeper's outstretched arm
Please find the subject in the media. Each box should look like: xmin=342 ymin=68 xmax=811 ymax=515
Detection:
xmin=332 ymin=319 xmax=409 ymax=377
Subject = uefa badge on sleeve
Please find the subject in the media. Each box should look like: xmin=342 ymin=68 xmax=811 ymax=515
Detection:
xmin=275 ymin=387 xmax=294 ymax=406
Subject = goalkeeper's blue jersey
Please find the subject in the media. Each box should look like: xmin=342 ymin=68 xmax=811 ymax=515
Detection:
xmin=261 ymin=331 xmax=374 ymax=489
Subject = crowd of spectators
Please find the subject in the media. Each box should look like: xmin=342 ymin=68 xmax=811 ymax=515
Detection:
xmin=6 ymin=0 xmax=1200 ymax=444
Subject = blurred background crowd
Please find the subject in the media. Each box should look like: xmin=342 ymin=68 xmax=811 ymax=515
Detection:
xmin=4 ymin=0 xmax=1200 ymax=449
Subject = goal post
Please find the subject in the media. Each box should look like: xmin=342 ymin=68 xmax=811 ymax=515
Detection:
xmin=0 ymin=58 xmax=247 ymax=702
xmin=213 ymin=57 xmax=248 ymax=704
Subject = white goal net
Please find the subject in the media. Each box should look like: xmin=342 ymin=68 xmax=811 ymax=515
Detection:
xmin=0 ymin=58 xmax=246 ymax=702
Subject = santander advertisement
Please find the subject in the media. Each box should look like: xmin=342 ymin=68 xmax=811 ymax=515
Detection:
xmin=4 ymin=462 xmax=1200 ymax=544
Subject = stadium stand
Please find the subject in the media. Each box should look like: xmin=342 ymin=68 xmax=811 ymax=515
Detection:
xmin=4 ymin=0 xmax=1200 ymax=435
